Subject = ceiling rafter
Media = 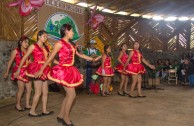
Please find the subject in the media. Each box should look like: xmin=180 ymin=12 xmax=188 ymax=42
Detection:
xmin=114 ymin=0 xmax=142 ymax=13
xmin=75 ymin=0 xmax=194 ymax=17
xmin=127 ymin=0 xmax=169 ymax=15
xmin=101 ymin=0 xmax=120 ymax=8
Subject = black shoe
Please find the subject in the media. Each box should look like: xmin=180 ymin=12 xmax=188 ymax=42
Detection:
xmin=117 ymin=92 xmax=125 ymax=96
xmin=62 ymin=120 xmax=75 ymax=126
xmin=25 ymin=107 xmax=31 ymax=110
xmin=42 ymin=111 xmax=54 ymax=116
xmin=15 ymin=106 xmax=25 ymax=112
xmin=137 ymin=95 xmax=146 ymax=98
xmin=128 ymin=95 xmax=137 ymax=98
xmin=57 ymin=116 xmax=63 ymax=123
xmin=29 ymin=113 xmax=42 ymax=117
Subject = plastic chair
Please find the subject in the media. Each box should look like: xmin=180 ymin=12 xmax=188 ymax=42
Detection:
xmin=167 ymin=69 xmax=178 ymax=85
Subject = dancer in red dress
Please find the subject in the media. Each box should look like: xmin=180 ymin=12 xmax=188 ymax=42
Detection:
xmin=125 ymin=41 xmax=155 ymax=98
xmin=115 ymin=43 xmax=129 ymax=96
xmin=96 ymin=45 xmax=114 ymax=96
xmin=4 ymin=36 xmax=32 ymax=111
xmin=35 ymin=24 xmax=100 ymax=126
xmin=15 ymin=30 xmax=53 ymax=117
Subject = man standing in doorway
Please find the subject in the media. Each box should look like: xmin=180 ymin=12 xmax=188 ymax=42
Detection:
xmin=84 ymin=40 xmax=101 ymax=93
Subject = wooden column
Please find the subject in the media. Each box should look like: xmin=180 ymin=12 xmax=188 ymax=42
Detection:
xmin=160 ymin=21 xmax=168 ymax=51
xmin=176 ymin=33 xmax=179 ymax=52
xmin=111 ymin=17 xmax=117 ymax=47
xmin=0 ymin=1 xmax=3 ymax=39
xmin=186 ymin=21 xmax=191 ymax=51
xmin=84 ymin=9 xmax=90 ymax=46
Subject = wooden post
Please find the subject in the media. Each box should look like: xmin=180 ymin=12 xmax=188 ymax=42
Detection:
xmin=186 ymin=21 xmax=191 ymax=51
xmin=175 ymin=21 xmax=180 ymax=52
xmin=161 ymin=21 xmax=168 ymax=51
xmin=176 ymin=33 xmax=179 ymax=52
xmin=0 ymin=1 xmax=3 ymax=39
xmin=111 ymin=17 xmax=117 ymax=47
xmin=84 ymin=9 xmax=90 ymax=46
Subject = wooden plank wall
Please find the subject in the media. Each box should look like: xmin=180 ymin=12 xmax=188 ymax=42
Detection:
xmin=89 ymin=15 xmax=194 ymax=54
xmin=1 ymin=0 xmax=194 ymax=55
xmin=0 ymin=0 xmax=38 ymax=41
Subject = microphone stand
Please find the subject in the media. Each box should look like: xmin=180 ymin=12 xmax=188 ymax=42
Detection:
xmin=150 ymin=69 xmax=164 ymax=92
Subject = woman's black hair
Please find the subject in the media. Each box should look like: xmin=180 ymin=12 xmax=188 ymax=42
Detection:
xmin=133 ymin=41 xmax=140 ymax=48
xmin=37 ymin=30 xmax=49 ymax=52
xmin=60 ymin=24 xmax=75 ymax=46
xmin=18 ymin=36 xmax=29 ymax=57
xmin=120 ymin=43 xmax=127 ymax=51
xmin=104 ymin=45 xmax=110 ymax=56
xmin=133 ymin=40 xmax=142 ymax=53
xmin=157 ymin=59 xmax=162 ymax=65
xmin=188 ymin=51 xmax=193 ymax=60
xmin=181 ymin=53 xmax=186 ymax=60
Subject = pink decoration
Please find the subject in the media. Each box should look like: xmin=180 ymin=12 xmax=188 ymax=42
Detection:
xmin=8 ymin=0 xmax=44 ymax=16
xmin=87 ymin=5 xmax=105 ymax=29
xmin=91 ymin=14 xmax=104 ymax=29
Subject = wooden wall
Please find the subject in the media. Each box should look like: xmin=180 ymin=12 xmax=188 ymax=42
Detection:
xmin=0 ymin=0 xmax=38 ymax=41
xmin=1 ymin=0 xmax=194 ymax=55
xmin=89 ymin=15 xmax=194 ymax=54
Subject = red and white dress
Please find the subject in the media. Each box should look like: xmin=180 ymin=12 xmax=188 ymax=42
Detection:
xmin=126 ymin=50 xmax=146 ymax=75
xmin=115 ymin=51 xmax=128 ymax=75
xmin=96 ymin=54 xmax=114 ymax=76
xmin=48 ymin=39 xmax=83 ymax=88
xmin=26 ymin=44 xmax=50 ymax=80
xmin=11 ymin=48 xmax=29 ymax=83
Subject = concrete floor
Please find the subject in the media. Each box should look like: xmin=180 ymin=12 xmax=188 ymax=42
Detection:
xmin=0 ymin=84 xmax=194 ymax=126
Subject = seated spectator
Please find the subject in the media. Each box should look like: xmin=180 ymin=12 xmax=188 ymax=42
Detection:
xmin=172 ymin=60 xmax=181 ymax=82
xmin=155 ymin=59 xmax=164 ymax=78
xmin=188 ymin=51 xmax=194 ymax=65
xmin=172 ymin=60 xmax=180 ymax=71
xmin=180 ymin=53 xmax=187 ymax=64
xmin=162 ymin=59 xmax=172 ymax=79
xmin=188 ymin=51 xmax=193 ymax=60
xmin=179 ymin=58 xmax=194 ymax=85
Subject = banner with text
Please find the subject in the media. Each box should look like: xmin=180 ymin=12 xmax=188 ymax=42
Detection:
xmin=38 ymin=0 xmax=85 ymax=44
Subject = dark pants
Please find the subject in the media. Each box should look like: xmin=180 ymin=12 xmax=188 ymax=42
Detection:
xmin=86 ymin=62 xmax=92 ymax=90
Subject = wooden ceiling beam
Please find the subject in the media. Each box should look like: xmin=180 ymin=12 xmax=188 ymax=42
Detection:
xmin=101 ymin=0 xmax=119 ymax=8
xmin=159 ymin=0 xmax=188 ymax=15
xmin=81 ymin=0 xmax=194 ymax=17
xmin=180 ymin=9 xmax=194 ymax=17
xmin=145 ymin=3 xmax=178 ymax=15
xmin=86 ymin=0 xmax=106 ymax=7
xmin=142 ymin=0 xmax=190 ymax=16
xmin=114 ymin=0 xmax=142 ymax=13
xmin=128 ymin=0 xmax=169 ymax=14
xmin=74 ymin=0 xmax=84 ymax=4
